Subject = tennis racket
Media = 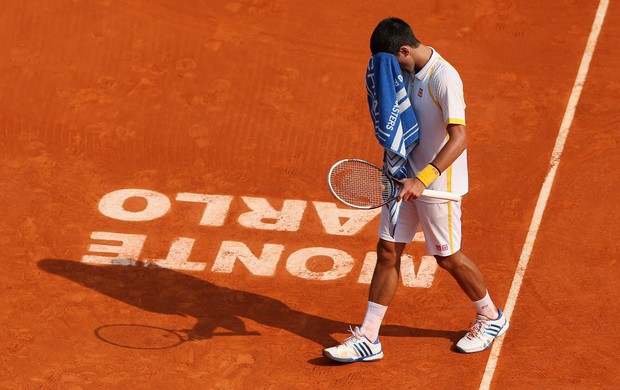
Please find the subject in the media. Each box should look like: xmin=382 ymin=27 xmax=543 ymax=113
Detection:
xmin=327 ymin=159 xmax=460 ymax=209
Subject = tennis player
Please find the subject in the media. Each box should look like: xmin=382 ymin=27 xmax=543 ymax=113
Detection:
xmin=323 ymin=17 xmax=509 ymax=362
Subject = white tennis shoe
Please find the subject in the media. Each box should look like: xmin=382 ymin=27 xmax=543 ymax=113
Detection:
xmin=456 ymin=309 xmax=509 ymax=353
xmin=323 ymin=326 xmax=383 ymax=363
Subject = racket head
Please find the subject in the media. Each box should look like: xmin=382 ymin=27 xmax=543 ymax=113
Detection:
xmin=327 ymin=159 xmax=399 ymax=209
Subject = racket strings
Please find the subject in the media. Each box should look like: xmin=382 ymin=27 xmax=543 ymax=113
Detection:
xmin=329 ymin=161 xmax=396 ymax=208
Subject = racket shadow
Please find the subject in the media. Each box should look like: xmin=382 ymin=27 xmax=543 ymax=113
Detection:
xmin=38 ymin=258 xmax=462 ymax=348
xmin=93 ymin=323 xmax=263 ymax=350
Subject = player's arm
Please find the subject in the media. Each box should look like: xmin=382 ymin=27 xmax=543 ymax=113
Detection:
xmin=396 ymin=124 xmax=466 ymax=202
xmin=429 ymin=123 xmax=467 ymax=173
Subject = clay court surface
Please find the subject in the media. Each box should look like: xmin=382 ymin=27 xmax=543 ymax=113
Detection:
xmin=1 ymin=0 xmax=619 ymax=388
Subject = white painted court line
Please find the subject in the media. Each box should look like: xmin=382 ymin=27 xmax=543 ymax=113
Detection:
xmin=479 ymin=1 xmax=610 ymax=389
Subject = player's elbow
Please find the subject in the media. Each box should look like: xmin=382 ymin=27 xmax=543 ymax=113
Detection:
xmin=456 ymin=135 xmax=467 ymax=152
xmin=449 ymin=132 xmax=467 ymax=153
xmin=447 ymin=124 xmax=467 ymax=152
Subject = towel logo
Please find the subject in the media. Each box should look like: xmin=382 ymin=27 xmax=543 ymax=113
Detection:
xmin=418 ymin=88 xmax=424 ymax=97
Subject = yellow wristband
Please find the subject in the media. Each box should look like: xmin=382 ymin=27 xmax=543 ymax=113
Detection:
xmin=415 ymin=164 xmax=441 ymax=187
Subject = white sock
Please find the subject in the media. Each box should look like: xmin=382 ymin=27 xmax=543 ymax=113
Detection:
xmin=359 ymin=301 xmax=387 ymax=342
xmin=474 ymin=290 xmax=499 ymax=319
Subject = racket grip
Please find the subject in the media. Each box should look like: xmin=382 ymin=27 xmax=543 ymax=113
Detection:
xmin=420 ymin=189 xmax=461 ymax=202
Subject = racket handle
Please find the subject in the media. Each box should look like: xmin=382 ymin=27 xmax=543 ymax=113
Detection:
xmin=421 ymin=189 xmax=461 ymax=202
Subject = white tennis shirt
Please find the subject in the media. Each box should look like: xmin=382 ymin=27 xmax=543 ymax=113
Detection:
xmin=403 ymin=48 xmax=469 ymax=201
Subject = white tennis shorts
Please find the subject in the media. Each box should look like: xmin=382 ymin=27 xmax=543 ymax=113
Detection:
xmin=378 ymin=199 xmax=462 ymax=256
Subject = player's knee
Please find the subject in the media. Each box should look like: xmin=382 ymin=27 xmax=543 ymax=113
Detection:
xmin=376 ymin=239 xmax=401 ymax=267
xmin=434 ymin=251 xmax=462 ymax=271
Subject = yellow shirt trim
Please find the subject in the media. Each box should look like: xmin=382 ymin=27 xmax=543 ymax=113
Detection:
xmin=446 ymin=118 xmax=466 ymax=126
xmin=427 ymin=65 xmax=441 ymax=110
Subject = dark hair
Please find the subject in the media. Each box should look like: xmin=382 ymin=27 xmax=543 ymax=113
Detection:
xmin=370 ymin=17 xmax=420 ymax=54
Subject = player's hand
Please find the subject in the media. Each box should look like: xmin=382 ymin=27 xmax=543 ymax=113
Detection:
xmin=396 ymin=178 xmax=426 ymax=202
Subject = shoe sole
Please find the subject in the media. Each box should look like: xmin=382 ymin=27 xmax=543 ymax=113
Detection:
xmin=322 ymin=350 xmax=384 ymax=363
xmin=456 ymin=321 xmax=510 ymax=354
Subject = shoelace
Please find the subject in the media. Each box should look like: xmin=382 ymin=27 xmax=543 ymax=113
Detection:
xmin=465 ymin=317 xmax=488 ymax=340
xmin=343 ymin=325 xmax=365 ymax=345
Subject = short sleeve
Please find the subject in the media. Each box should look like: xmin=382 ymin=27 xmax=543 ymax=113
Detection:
xmin=429 ymin=64 xmax=466 ymax=126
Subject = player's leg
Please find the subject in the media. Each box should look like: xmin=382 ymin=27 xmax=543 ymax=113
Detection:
xmin=357 ymin=238 xmax=406 ymax=346
xmin=368 ymin=238 xmax=407 ymax=305
xmin=321 ymin=240 xmax=401 ymax=363
xmin=322 ymin=202 xmax=420 ymax=363
xmin=440 ymin=251 xmax=509 ymax=353
xmin=435 ymin=251 xmax=490 ymax=304
xmin=417 ymin=200 xmax=509 ymax=353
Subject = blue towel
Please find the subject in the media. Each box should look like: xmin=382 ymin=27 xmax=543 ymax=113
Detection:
xmin=366 ymin=53 xmax=419 ymax=237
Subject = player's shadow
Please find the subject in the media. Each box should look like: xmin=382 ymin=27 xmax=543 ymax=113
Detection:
xmin=38 ymin=259 xmax=462 ymax=352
